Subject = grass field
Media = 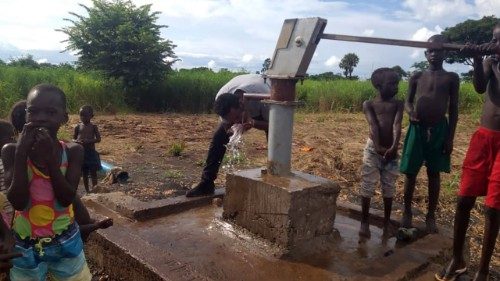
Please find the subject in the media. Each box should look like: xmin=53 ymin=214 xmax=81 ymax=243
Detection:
xmin=0 ymin=66 xmax=484 ymax=117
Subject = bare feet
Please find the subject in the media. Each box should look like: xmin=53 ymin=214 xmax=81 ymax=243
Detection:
xmin=436 ymin=259 xmax=467 ymax=281
xmin=473 ymin=272 xmax=488 ymax=281
xmin=359 ymin=222 xmax=371 ymax=238
xmin=426 ymin=216 xmax=438 ymax=234
xmin=96 ymin=218 xmax=113 ymax=229
xmin=382 ymin=223 xmax=396 ymax=239
xmin=401 ymin=212 xmax=412 ymax=228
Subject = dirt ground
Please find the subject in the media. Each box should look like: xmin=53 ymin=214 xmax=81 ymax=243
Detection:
xmin=60 ymin=112 xmax=498 ymax=275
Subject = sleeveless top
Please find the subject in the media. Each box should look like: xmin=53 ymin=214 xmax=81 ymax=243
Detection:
xmin=12 ymin=141 xmax=74 ymax=240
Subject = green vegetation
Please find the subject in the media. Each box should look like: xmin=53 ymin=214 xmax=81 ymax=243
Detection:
xmin=60 ymin=0 xmax=176 ymax=93
xmin=168 ymin=142 xmax=185 ymax=157
xmin=0 ymin=65 xmax=127 ymax=117
xmin=296 ymin=79 xmax=483 ymax=114
xmin=164 ymin=169 xmax=183 ymax=179
xmin=0 ymin=66 xmax=484 ymax=118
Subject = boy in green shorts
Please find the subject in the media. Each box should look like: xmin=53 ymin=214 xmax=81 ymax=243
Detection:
xmin=400 ymin=34 xmax=460 ymax=233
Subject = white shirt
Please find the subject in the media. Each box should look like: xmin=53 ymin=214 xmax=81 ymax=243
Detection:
xmin=215 ymin=74 xmax=270 ymax=100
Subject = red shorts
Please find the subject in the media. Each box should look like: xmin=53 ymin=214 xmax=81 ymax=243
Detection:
xmin=459 ymin=127 xmax=500 ymax=210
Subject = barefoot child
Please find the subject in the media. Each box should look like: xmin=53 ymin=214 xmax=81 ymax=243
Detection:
xmin=437 ymin=22 xmax=500 ymax=281
xmin=400 ymin=34 xmax=460 ymax=233
xmin=2 ymin=84 xmax=92 ymax=280
xmin=8 ymin=100 xmax=112 ymax=242
xmin=73 ymin=105 xmax=101 ymax=194
xmin=359 ymin=68 xmax=403 ymax=238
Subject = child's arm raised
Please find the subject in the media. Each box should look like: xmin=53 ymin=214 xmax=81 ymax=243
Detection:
xmin=444 ymin=73 xmax=460 ymax=155
xmin=385 ymin=101 xmax=404 ymax=161
xmin=36 ymin=130 xmax=83 ymax=207
xmin=405 ymin=72 xmax=422 ymax=122
xmin=472 ymin=56 xmax=492 ymax=94
xmin=4 ymin=123 xmax=37 ymax=210
xmin=362 ymin=101 xmax=384 ymax=154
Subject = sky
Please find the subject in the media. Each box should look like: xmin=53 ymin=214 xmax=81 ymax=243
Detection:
xmin=0 ymin=0 xmax=498 ymax=78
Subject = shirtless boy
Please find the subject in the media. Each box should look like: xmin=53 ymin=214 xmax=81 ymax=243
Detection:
xmin=359 ymin=68 xmax=403 ymax=238
xmin=400 ymin=34 xmax=460 ymax=233
xmin=437 ymin=22 xmax=500 ymax=281
xmin=74 ymin=105 xmax=101 ymax=193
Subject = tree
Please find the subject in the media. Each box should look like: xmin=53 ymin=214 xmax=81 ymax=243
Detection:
xmin=8 ymin=54 xmax=39 ymax=68
xmin=60 ymin=0 xmax=176 ymax=89
xmin=261 ymin=58 xmax=271 ymax=74
xmin=308 ymin=72 xmax=343 ymax=81
xmin=339 ymin=53 xmax=359 ymax=79
xmin=410 ymin=61 xmax=429 ymax=73
xmin=0 ymin=59 xmax=5 ymax=66
xmin=441 ymin=16 xmax=498 ymax=66
xmin=391 ymin=65 xmax=408 ymax=80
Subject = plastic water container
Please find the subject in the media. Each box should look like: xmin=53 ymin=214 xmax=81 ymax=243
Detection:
xmin=396 ymin=227 xmax=418 ymax=242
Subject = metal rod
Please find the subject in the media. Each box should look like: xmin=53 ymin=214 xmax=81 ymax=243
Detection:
xmin=320 ymin=33 xmax=465 ymax=50
xmin=243 ymin=93 xmax=270 ymax=100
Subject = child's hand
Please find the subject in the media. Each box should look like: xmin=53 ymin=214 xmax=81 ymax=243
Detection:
xmin=242 ymin=119 xmax=254 ymax=132
xmin=34 ymin=128 xmax=57 ymax=164
xmin=0 ymin=240 xmax=21 ymax=273
xmin=96 ymin=218 xmax=113 ymax=229
xmin=384 ymin=147 xmax=398 ymax=161
xmin=443 ymin=139 xmax=454 ymax=155
xmin=17 ymin=123 xmax=38 ymax=152
xmin=409 ymin=110 xmax=419 ymax=123
xmin=375 ymin=146 xmax=387 ymax=156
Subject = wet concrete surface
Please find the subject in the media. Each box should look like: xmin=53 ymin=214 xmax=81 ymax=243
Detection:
xmin=86 ymin=200 xmax=452 ymax=281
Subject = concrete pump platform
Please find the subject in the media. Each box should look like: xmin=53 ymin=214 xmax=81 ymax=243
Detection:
xmin=83 ymin=190 xmax=454 ymax=281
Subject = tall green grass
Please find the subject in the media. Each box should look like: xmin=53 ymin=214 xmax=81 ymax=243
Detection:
xmin=297 ymin=79 xmax=483 ymax=113
xmin=0 ymin=66 xmax=484 ymax=116
xmin=0 ymin=66 xmax=127 ymax=118
xmin=146 ymin=69 xmax=240 ymax=112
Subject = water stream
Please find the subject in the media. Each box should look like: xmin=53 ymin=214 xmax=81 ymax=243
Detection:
xmin=223 ymin=124 xmax=245 ymax=172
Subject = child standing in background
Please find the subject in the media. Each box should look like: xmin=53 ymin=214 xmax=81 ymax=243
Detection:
xmin=74 ymin=105 xmax=101 ymax=194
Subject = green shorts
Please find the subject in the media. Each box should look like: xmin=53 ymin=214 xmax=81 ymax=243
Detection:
xmin=400 ymin=119 xmax=450 ymax=175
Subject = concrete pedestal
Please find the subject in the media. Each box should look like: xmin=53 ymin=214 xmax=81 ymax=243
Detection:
xmin=222 ymin=168 xmax=341 ymax=248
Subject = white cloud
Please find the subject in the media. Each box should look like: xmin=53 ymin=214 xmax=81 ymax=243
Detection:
xmin=241 ymin=54 xmax=253 ymax=63
xmin=411 ymin=26 xmax=443 ymax=41
xmin=475 ymin=0 xmax=500 ymax=17
xmin=207 ymin=60 xmax=217 ymax=69
xmin=410 ymin=50 xmax=421 ymax=59
xmin=176 ymin=51 xmax=211 ymax=58
xmin=363 ymin=29 xmax=375 ymax=36
xmin=0 ymin=0 xmax=481 ymax=76
xmin=36 ymin=58 xmax=48 ymax=64
xmin=402 ymin=0 xmax=473 ymax=22
xmin=324 ymin=55 xmax=340 ymax=67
